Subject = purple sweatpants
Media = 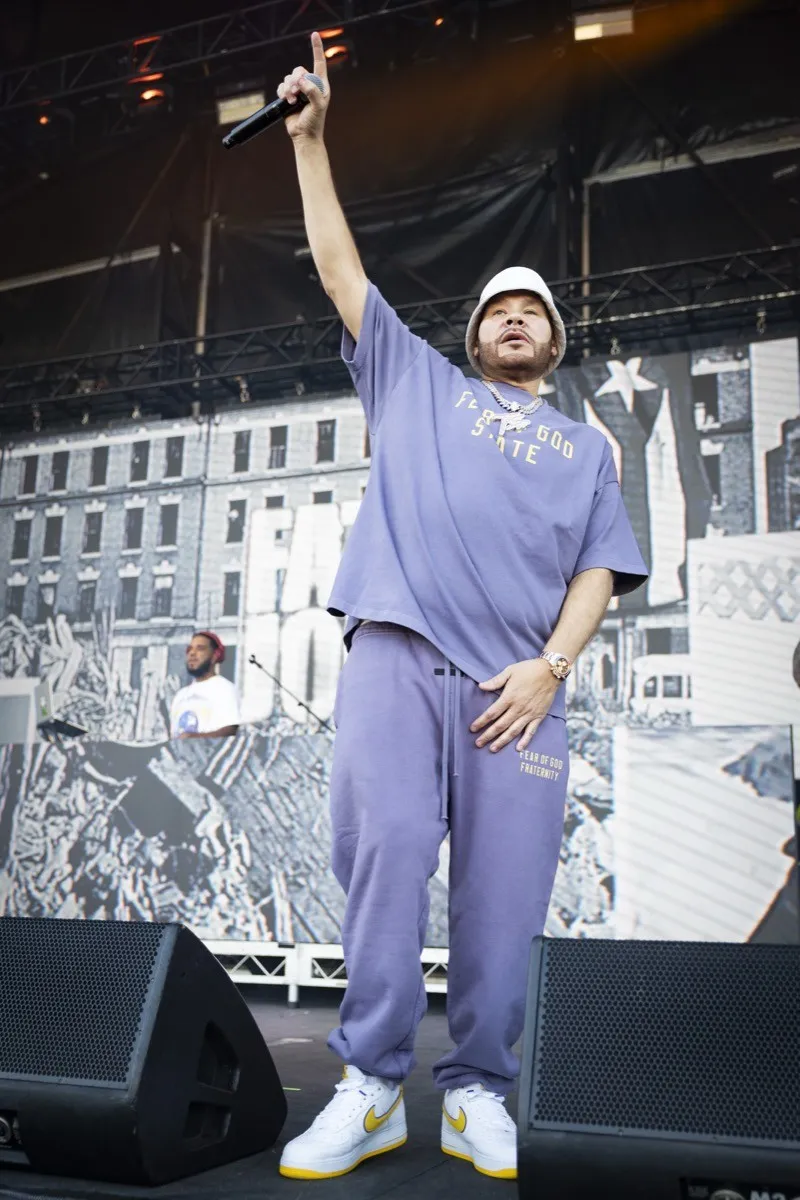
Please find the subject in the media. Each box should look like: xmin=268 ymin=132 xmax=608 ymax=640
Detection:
xmin=327 ymin=622 xmax=568 ymax=1095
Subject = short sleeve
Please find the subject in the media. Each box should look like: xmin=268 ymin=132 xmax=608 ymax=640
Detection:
xmin=572 ymin=446 xmax=649 ymax=596
xmin=214 ymin=681 xmax=241 ymax=728
xmin=169 ymin=693 xmax=181 ymax=738
xmin=341 ymin=282 xmax=425 ymax=431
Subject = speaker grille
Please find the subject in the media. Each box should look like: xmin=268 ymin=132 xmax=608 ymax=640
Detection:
xmin=0 ymin=919 xmax=165 ymax=1085
xmin=531 ymin=940 xmax=800 ymax=1143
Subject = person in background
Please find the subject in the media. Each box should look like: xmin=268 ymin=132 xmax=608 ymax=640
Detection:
xmin=170 ymin=632 xmax=241 ymax=739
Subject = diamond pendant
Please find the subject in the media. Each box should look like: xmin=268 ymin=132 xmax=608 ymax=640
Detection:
xmin=499 ymin=413 xmax=531 ymax=436
xmin=486 ymin=411 xmax=531 ymax=436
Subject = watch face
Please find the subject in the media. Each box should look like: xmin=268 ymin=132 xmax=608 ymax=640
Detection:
xmin=554 ymin=657 xmax=570 ymax=678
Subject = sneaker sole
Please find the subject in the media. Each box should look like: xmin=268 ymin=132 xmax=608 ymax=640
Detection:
xmin=441 ymin=1123 xmax=517 ymax=1180
xmin=279 ymin=1134 xmax=407 ymax=1180
xmin=441 ymin=1142 xmax=517 ymax=1180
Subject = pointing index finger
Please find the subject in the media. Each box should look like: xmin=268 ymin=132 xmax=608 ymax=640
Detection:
xmin=310 ymin=31 xmax=328 ymax=84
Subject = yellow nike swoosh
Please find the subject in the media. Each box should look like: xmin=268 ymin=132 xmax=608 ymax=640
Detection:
xmin=443 ymin=1104 xmax=467 ymax=1134
xmin=363 ymin=1090 xmax=403 ymax=1134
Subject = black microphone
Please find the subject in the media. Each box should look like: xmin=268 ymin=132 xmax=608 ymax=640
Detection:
xmin=222 ymin=75 xmax=325 ymax=149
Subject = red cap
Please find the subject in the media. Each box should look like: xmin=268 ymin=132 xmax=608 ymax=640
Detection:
xmin=194 ymin=630 xmax=225 ymax=664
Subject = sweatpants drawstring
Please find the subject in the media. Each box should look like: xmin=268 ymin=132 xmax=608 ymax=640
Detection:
xmin=440 ymin=663 xmax=451 ymax=821
xmin=453 ymin=668 xmax=461 ymax=783
xmin=440 ymin=661 xmax=462 ymax=821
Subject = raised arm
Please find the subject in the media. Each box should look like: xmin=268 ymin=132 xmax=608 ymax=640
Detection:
xmin=279 ymin=33 xmax=368 ymax=341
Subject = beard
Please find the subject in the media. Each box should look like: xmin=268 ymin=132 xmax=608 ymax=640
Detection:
xmin=187 ymin=657 xmax=214 ymax=679
xmin=476 ymin=336 xmax=553 ymax=383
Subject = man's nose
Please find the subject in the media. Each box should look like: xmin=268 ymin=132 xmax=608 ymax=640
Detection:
xmin=505 ymin=314 xmax=525 ymax=325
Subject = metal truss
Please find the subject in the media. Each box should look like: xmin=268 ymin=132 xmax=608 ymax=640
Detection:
xmin=0 ymin=0 xmax=448 ymax=115
xmin=2 ymin=243 xmax=798 ymax=432
xmin=204 ymin=940 xmax=449 ymax=1005
xmin=294 ymin=943 xmax=449 ymax=994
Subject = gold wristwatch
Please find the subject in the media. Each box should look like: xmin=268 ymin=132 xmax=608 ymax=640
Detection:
xmin=539 ymin=650 xmax=573 ymax=680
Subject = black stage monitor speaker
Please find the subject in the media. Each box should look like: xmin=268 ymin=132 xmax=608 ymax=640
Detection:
xmin=518 ymin=938 xmax=800 ymax=1200
xmin=0 ymin=918 xmax=287 ymax=1184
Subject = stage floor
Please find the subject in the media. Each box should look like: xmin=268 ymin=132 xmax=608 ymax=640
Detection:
xmin=0 ymin=990 xmax=513 ymax=1200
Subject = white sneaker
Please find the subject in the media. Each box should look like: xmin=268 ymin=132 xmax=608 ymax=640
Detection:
xmin=441 ymin=1084 xmax=517 ymax=1179
xmin=279 ymin=1065 xmax=406 ymax=1180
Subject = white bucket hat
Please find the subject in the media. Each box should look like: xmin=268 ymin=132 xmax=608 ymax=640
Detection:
xmin=465 ymin=266 xmax=566 ymax=377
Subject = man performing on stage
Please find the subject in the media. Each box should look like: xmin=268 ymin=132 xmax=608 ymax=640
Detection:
xmin=170 ymin=632 xmax=241 ymax=740
xmin=278 ymin=35 xmax=648 ymax=1182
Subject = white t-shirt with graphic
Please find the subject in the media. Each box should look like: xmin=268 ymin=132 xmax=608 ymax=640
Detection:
xmin=170 ymin=675 xmax=241 ymax=737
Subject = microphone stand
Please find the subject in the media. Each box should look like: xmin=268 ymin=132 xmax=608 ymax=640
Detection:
xmin=248 ymin=654 xmax=333 ymax=734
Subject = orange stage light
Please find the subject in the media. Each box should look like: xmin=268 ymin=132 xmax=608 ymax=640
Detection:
xmin=140 ymin=88 xmax=165 ymax=102
xmin=319 ymin=27 xmax=344 ymax=39
xmin=324 ymin=44 xmax=348 ymax=60
xmin=434 ymin=16 xmax=444 ymax=26
xmin=130 ymin=72 xmax=164 ymax=84
xmin=37 ymin=113 xmax=51 ymax=126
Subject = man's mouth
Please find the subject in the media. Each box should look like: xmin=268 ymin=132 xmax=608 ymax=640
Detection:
xmin=500 ymin=331 xmax=529 ymax=345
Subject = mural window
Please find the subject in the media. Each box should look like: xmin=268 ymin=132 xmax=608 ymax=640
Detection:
xmin=269 ymin=426 xmax=288 ymax=469
xmin=83 ymin=512 xmax=103 ymax=554
xmin=223 ymin=572 xmax=241 ymax=617
xmin=36 ymin=583 xmax=57 ymax=624
xmin=43 ymin=516 xmax=63 ymax=559
xmin=125 ymin=507 xmax=144 ymax=551
xmin=646 ymin=628 xmax=672 ymax=655
xmin=153 ymin=576 xmax=173 ymax=617
xmin=51 ymin=452 xmax=69 ymax=491
xmin=119 ymin=577 xmax=138 ymax=620
xmin=165 ymin=436 xmax=184 ymax=479
xmin=78 ymin=581 xmax=96 ymax=622
xmin=227 ymin=500 xmax=247 ymax=543
xmin=91 ymin=446 xmax=109 ymax=487
xmin=234 ymin=431 xmax=251 ymax=474
xmin=703 ymin=453 xmax=722 ymax=507
xmin=6 ymin=585 xmax=25 ymax=619
xmin=21 ymin=455 xmax=38 ymax=496
xmin=317 ymin=419 xmax=336 ymax=464
xmin=159 ymin=503 xmax=179 ymax=547
xmin=131 ymin=441 xmax=149 ymax=483
xmin=663 ymin=675 xmax=684 ymax=699
xmin=12 ymin=519 xmax=32 ymax=561
xmin=693 ymin=372 xmax=720 ymax=427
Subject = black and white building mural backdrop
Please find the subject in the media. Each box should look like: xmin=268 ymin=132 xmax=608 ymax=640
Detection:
xmin=0 ymin=336 xmax=798 ymax=945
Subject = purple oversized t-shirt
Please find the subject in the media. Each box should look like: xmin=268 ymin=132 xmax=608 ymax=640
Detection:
xmin=327 ymin=283 xmax=648 ymax=719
